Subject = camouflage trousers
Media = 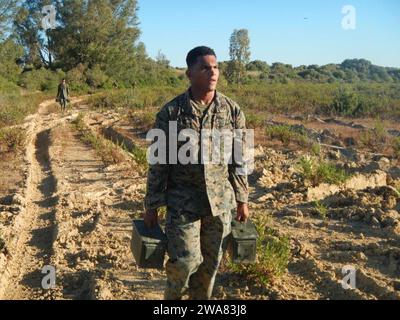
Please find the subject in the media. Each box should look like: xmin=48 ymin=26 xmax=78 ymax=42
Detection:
xmin=59 ymin=98 xmax=68 ymax=112
xmin=164 ymin=207 xmax=232 ymax=300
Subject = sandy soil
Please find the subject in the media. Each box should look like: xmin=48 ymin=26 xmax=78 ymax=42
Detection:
xmin=0 ymin=97 xmax=399 ymax=300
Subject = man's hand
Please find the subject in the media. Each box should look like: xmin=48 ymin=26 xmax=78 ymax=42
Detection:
xmin=236 ymin=202 xmax=249 ymax=223
xmin=143 ymin=209 xmax=158 ymax=228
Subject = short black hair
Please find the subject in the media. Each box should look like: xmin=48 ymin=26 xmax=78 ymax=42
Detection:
xmin=186 ymin=46 xmax=217 ymax=69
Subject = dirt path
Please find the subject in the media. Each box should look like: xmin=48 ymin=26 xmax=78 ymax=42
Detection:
xmin=0 ymin=101 xmax=59 ymax=299
xmin=80 ymin=110 xmax=400 ymax=300
xmin=2 ymin=129 xmax=57 ymax=299
xmin=1 ymin=95 xmax=399 ymax=300
xmin=0 ymin=97 xmax=165 ymax=300
xmin=49 ymin=121 xmax=164 ymax=300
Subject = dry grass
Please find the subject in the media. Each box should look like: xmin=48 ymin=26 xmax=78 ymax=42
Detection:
xmin=0 ymin=127 xmax=26 ymax=152
xmin=72 ymin=113 xmax=125 ymax=165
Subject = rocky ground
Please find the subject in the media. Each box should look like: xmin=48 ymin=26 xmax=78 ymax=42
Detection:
xmin=0 ymin=97 xmax=399 ymax=300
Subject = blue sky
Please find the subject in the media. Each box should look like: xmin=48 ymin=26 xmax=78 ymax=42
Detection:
xmin=137 ymin=0 xmax=400 ymax=68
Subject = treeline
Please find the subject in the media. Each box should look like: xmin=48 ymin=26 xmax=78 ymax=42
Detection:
xmin=1 ymin=1 xmax=400 ymax=122
xmin=221 ymin=82 xmax=400 ymax=119
xmin=0 ymin=0 xmax=180 ymax=94
xmin=218 ymin=58 xmax=400 ymax=84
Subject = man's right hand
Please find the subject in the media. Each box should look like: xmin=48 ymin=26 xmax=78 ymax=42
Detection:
xmin=143 ymin=209 xmax=158 ymax=228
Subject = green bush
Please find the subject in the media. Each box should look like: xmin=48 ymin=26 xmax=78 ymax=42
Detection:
xmin=89 ymin=86 xmax=185 ymax=112
xmin=85 ymin=65 xmax=111 ymax=89
xmin=266 ymin=124 xmax=309 ymax=147
xmin=129 ymin=145 xmax=148 ymax=170
xmin=0 ymin=75 xmax=20 ymax=94
xmin=330 ymin=87 xmax=359 ymax=116
xmin=316 ymin=162 xmax=350 ymax=185
xmin=218 ymin=82 xmax=400 ymax=119
xmin=311 ymin=143 xmax=321 ymax=156
xmin=246 ymin=113 xmax=264 ymax=129
xmin=313 ymin=201 xmax=328 ymax=219
xmin=66 ymin=63 xmax=90 ymax=93
xmin=0 ymin=40 xmax=24 ymax=83
xmin=227 ymin=215 xmax=290 ymax=286
xmin=297 ymin=156 xmax=350 ymax=186
xmin=18 ymin=68 xmax=65 ymax=92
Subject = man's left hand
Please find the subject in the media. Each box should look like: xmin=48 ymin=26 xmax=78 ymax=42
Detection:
xmin=236 ymin=202 xmax=249 ymax=223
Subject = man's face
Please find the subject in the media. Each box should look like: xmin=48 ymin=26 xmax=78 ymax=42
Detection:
xmin=187 ymin=55 xmax=219 ymax=92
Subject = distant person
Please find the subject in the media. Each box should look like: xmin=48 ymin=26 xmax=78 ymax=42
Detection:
xmin=56 ymin=79 xmax=70 ymax=113
xmin=144 ymin=46 xmax=250 ymax=300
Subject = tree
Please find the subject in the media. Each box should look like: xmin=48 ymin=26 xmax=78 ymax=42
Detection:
xmin=246 ymin=60 xmax=269 ymax=73
xmin=226 ymin=29 xmax=251 ymax=85
xmin=0 ymin=0 xmax=18 ymax=40
xmin=156 ymin=50 xmax=170 ymax=67
xmin=13 ymin=0 xmax=53 ymax=68
xmin=0 ymin=39 xmax=24 ymax=82
xmin=46 ymin=0 xmax=143 ymax=86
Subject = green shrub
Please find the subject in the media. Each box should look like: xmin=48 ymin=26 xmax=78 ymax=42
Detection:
xmin=0 ymin=40 xmax=24 ymax=83
xmin=266 ymin=124 xmax=309 ymax=147
xmin=0 ymin=75 xmax=20 ymax=94
xmin=246 ymin=113 xmax=264 ymax=129
xmin=313 ymin=200 xmax=328 ymax=219
xmin=316 ymin=162 xmax=349 ymax=185
xmin=330 ymin=87 xmax=359 ymax=116
xmin=85 ymin=65 xmax=111 ymax=89
xmin=297 ymin=156 xmax=350 ymax=186
xmin=227 ymin=215 xmax=290 ymax=286
xmin=0 ymin=90 xmax=47 ymax=129
xmin=18 ymin=68 xmax=65 ymax=92
xmin=129 ymin=145 xmax=148 ymax=170
xmin=88 ymin=86 xmax=184 ymax=112
xmin=66 ymin=63 xmax=90 ymax=93
xmin=311 ymin=143 xmax=321 ymax=156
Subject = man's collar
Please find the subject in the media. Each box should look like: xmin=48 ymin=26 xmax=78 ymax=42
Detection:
xmin=183 ymin=88 xmax=222 ymax=116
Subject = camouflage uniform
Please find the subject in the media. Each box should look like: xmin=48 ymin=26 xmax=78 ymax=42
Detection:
xmin=144 ymin=89 xmax=249 ymax=300
xmin=57 ymin=83 xmax=70 ymax=112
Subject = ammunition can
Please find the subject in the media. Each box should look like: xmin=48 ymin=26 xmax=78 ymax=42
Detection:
xmin=228 ymin=218 xmax=258 ymax=264
xmin=131 ymin=220 xmax=167 ymax=269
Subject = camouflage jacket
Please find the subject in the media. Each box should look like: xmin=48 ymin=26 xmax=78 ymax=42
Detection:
xmin=57 ymin=83 xmax=69 ymax=99
xmin=144 ymin=89 xmax=249 ymax=217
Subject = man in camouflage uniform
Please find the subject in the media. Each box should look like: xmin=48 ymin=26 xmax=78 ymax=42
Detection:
xmin=56 ymin=78 xmax=70 ymax=113
xmin=144 ymin=46 xmax=249 ymax=300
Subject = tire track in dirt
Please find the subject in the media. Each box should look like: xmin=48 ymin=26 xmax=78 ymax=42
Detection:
xmin=5 ymin=94 xmax=398 ymax=300
xmin=48 ymin=118 xmax=165 ymax=300
xmin=1 ymin=95 xmax=168 ymax=300
xmin=84 ymin=110 xmax=400 ymax=300
xmin=0 ymin=101 xmax=59 ymax=300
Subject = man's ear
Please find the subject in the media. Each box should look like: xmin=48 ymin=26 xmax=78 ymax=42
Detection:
xmin=186 ymin=68 xmax=191 ymax=80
